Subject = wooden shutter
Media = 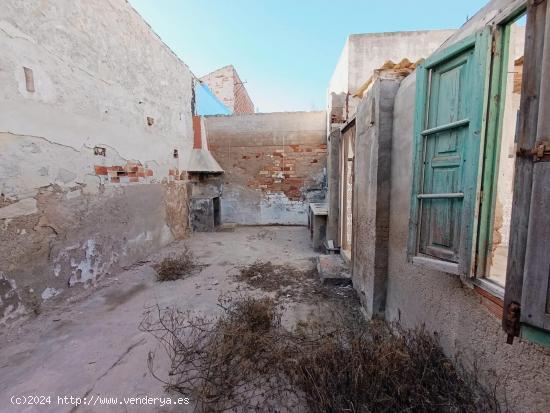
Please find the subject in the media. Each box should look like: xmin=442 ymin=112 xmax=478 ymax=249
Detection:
xmin=504 ymin=0 xmax=550 ymax=342
xmin=503 ymin=0 xmax=550 ymax=344
xmin=409 ymin=29 xmax=491 ymax=275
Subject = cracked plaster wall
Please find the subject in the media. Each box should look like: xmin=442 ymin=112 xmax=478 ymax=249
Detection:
xmin=0 ymin=0 xmax=193 ymax=323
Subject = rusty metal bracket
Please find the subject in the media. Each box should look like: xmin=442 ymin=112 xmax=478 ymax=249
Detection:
xmin=505 ymin=301 xmax=521 ymax=344
xmin=516 ymin=140 xmax=550 ymax=162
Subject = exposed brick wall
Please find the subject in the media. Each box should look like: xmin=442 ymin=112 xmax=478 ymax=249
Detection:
xmin=204 ymin=111 xmax=326 ymax=225
xmin=93 ymin=162 xmax=183 ymax=184
xmin=232 ymin=68 xmax=254 ymax=114
xmin=223 ymin=143 xmax=327 ymax=201
xmin=200 ymin=65 xmax=254 ymax=114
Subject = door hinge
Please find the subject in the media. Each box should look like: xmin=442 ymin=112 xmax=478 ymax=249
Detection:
xmin=505 ymin=301 xmax=521 ymax=344
xmin=516 ymin=140 xmax=550 ymax=162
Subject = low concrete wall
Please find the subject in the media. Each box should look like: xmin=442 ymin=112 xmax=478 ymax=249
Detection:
xmin=326 ymin=129 xmax=341 ymax=242
xmin=352 ymin=75 xmax=401 ymax=317
xmin=0 ymin=0 xmax=193 ymax=323
xmin=205 ymin=112 xmax=327 ymax=225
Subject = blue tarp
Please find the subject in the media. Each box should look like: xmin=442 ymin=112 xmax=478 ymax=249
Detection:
xmin=195 ymin=81 xmax=231 ymax=116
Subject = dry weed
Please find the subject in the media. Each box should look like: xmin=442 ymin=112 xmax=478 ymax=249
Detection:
xmin=140 ymin=295 xmax=503 ymax=413
xmin=154 ymin=248 xmax=197 ymax=282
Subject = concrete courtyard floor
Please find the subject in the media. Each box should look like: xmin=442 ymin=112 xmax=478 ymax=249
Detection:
xmin=0 ymin=226 xmax=357 ymax=412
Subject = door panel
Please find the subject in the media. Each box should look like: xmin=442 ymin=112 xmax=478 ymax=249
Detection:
xmin=418 ymin=50 xmax=473 ymax=262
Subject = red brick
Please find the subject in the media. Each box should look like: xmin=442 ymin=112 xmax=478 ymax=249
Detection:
xmin=146 ymin=169 xmax=153 ymax=177
xmin=94 ymin=165 xmax=108 ymax=175
xmin=129 ymin=176 xmax=139 ymax=183
xmin=110 ymin=177 xmax=120 ymax=183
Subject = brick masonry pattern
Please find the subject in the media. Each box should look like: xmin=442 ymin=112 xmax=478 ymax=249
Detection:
xmin=94 ymin=162 xmax=183 ymax=183
xmin=210 ymin=142 xmax=327 ymax=200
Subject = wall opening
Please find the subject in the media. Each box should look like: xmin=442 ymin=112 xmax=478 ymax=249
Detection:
xmin=478 ymin=12 xmax=526 ymax=289
xmin=213 ymin=196 xmax=221 ymax=227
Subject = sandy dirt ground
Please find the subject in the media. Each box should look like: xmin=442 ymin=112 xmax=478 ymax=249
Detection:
xmin=0 ymin=226 xmax=357 ymax=413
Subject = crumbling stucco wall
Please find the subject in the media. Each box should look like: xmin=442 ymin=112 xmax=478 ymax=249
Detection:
xmin=0 ymin=0 xmax=193 ymax=323
xmin=383 ymin=1 xmax=550 ymax=410
xmin=205 ymin=112 xmax=327 ymax=225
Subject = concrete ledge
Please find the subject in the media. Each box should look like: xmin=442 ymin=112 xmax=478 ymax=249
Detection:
xmin=317 ymin=255 xmax=352 ymax=286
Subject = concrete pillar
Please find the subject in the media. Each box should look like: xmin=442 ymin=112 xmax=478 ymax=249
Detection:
xmin=326 ymin=128 xmax=341 ymax=245
xmin=352 ymin=75 xmax=402 ymax=318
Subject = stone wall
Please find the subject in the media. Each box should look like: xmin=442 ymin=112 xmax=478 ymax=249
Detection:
xmin=0 ymin=0 xmax=194 ymax=323
xmin=205 ymin=112 xmax=327 ymax=225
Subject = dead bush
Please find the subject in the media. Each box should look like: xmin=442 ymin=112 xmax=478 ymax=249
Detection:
xmin=155 ymin=248 xmax=197 ymax=282
xmin=140 ymin=295 xmax=503 ymax=413
xmin=285 ymin=320 xmax=502 ymax=413
xmin=140 ymin=296 xmax=290 ymax=412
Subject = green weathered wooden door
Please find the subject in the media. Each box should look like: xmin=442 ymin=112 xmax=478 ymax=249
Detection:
xmin=419 ymin=51 xmax=473 ymax=262
xmin=412 ymin=29 xmax=491 ymax=272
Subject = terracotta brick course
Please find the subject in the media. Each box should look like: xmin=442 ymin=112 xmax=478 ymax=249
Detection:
xmin=94 ymin=165 xmax=108 ymax=175
xmin=94 ymin=161 xmax=155 ymax=184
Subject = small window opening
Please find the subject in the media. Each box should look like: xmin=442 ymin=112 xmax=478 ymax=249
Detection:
xmin=94 ymin=146 xmax=106 ymax=156
xmin=23 ymin=67 xmax=35 ymax=92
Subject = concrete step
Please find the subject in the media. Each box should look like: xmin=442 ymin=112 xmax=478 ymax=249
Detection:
xmin=316 ymin=254 xmax=352 ymax=286
xmin=216 ymin=223 xmax=237 ymax=232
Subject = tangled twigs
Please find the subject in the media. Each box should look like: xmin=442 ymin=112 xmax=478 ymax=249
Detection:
xmin=140 ymin=296 xmax=503 ymax=413
xmin=154 ymin=247 xmax=200 ymax=282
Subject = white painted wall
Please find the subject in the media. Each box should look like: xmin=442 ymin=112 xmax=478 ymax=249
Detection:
xmin=0 ymin=0 xmax=194 ymax=198
xmin=327 ymin=30 xmax=455 ymax=121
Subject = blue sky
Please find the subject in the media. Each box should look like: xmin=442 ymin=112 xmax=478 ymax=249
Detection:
xmin=129 ymin=0 xmax=488 ymax=113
